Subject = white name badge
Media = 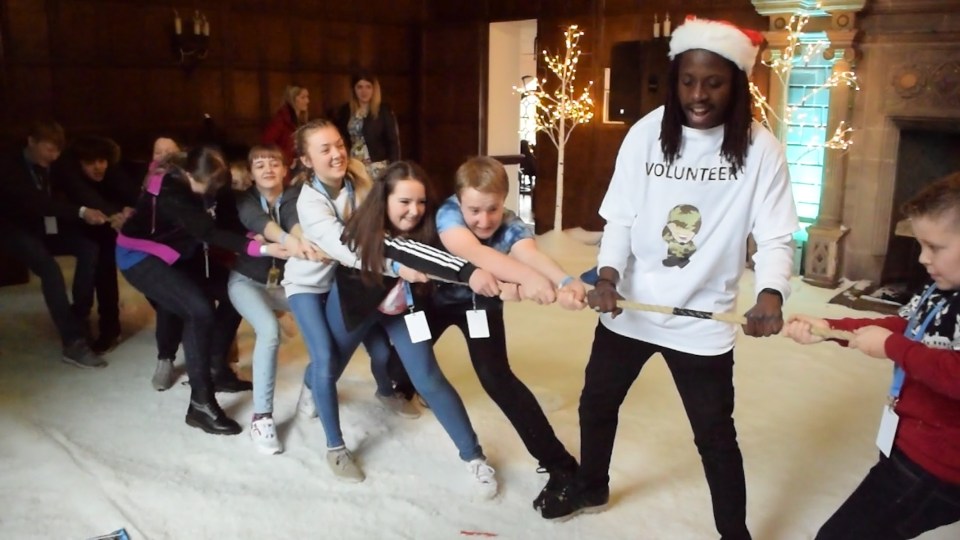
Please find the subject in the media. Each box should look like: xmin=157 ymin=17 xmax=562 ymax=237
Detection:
xmin=404 ymin=310 xmax=432 ymax=343
xmin=466 ymin=309 xmax=490 ymax=339
xmin=876 ymin=404 xmax=900 ymax=458
xmin=44 ymin=216 xmax=58 ymax=235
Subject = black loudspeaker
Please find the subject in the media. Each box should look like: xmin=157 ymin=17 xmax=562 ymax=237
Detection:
xmin=608 ymin=41 xmax=643 ymax=123
xmin=609 ymin=39 xmax=671 ymax=124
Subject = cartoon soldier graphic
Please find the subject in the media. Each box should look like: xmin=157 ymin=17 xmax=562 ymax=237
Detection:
xmin=661 ymin=204 xmax=702 ymax=268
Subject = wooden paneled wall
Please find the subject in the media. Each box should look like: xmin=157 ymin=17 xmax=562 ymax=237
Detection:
xmin=423 ymin=0 xmax=768 ymax=233
xmin=0 ymin=0 xmax=422 ymax=161
xmin=1 ymin=0 xmax=767 ymax=231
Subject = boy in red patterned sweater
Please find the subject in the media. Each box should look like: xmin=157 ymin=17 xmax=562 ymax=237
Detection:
xmin=784 ymin=171 xmax=960 ymax=539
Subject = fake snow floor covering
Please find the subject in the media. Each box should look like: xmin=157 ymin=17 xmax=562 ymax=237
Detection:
xmin=1 ymin=231 xmax=957 ymax=540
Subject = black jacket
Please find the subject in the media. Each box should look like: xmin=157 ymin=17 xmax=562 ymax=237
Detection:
xmin=233 ymin=184 xmax=302 ymax=283
xmin=335 ymin=236 xmax=477 ymax=330
xmin=0 ymin=149 xmax=82 ymax=235
xmin=333 ymin=103 xmax=401 ymax=163
xmin=119 ymin=171 xmax=250 ymax=263
xmin=52 ymin=155 xmax=140 ymax=216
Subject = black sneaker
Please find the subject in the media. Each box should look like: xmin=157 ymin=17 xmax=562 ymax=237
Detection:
xmin=212 ymin=370 xmax=252 ymax=393
xmin=62 ymin=339 xmax=108 ymax=369
xmin=539 ymin=482 xmax=610 ymax=521
xmin=532 ymin=465 xmax=578 ymax=511
xmin=91 ymin=333 xmax=120 ymax=355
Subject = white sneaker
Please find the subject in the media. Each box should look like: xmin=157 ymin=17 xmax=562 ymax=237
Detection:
xmin=326 ymin=447 xmax=364 ymax=482
xmin=376 ymin=392 xmax=420 ymax=419
xmin=298 ymin=383 xmax=317 ymax=419
xmin=250 ymin=416 xmax=283 ymax=455
xmin=467 ymin=458 xmax=498 ymax=500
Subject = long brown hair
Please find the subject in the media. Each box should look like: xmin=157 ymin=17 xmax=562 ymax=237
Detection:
xmin=660 ymin=52 xmax=754 ymax=173
xmin=349 ymin=69 xmax=382 ymax=119
xmin=283 ymin=85 xmax=308 ymax=125
xmin=157 ymin=146 xmax=229 ymax=195
xmin=342 ymin=161 xmax=436 ymax=286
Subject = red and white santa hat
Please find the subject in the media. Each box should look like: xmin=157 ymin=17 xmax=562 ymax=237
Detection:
xmin=668 ymin=16 xmax=765 ymax=75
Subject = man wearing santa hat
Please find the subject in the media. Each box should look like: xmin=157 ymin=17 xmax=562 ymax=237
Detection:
xmin=538 ymin=17 xmax=798 ymax=539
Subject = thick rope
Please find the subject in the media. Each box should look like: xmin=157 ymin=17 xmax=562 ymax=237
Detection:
xmin=424 ymin=275 xmax=855 ymax=341
xmin=617 ymin=299 xmax=855 ymax=341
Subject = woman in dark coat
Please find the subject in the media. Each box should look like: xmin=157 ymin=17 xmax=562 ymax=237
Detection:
xmin=333 ymin=70 xmax=400 ymax=180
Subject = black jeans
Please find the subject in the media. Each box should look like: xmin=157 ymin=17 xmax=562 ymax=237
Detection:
xmin=578 ymin=322 xmax=749 ymax=540
xmin=427 ymin=299 xmax=576 ymax=473
xmin=1 ymin=227 xmax=98 ymax=345
xmin=82 ymin=225 xmax=120 ymax=337
xmin=817 ymin=448 xmax=960 ymax=539
xmin=122 ymin=254 xmax=239 ymax=391
xmin=154 ymin=303 xmax=183 ymax=361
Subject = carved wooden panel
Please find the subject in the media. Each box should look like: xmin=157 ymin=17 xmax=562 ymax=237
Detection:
xmin=3 ymin=0 xmax=51 ymax=63
xmin=0 ymin=0 xmax=421 ymax=161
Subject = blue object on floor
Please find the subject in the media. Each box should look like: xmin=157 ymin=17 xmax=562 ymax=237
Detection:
xmin=580 ymin=266 xmax=599 ymax=286
xmin=88 ymin=528 xmax=130 ymax=540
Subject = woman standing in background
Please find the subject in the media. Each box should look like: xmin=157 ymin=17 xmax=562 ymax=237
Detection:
xmin=334 ymin=70 xmax=400 ymax=179
xmin=262 ymin=85 xmax=310 ymax=170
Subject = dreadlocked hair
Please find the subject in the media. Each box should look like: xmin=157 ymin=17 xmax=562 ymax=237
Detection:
xmin=341 ymin=160 xmax=437 ymax=287
xmin=660 ymin=53 xmax=754 ymax=173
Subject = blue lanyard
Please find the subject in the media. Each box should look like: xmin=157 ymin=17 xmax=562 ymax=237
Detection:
xmin=23 ymin=152 xmax=46 ymax=192
xmin=258 ymin=191 xmax=282 ymax=223
xmin=403 ymin=280 xmax=414 ymax=311
xmin=389 ymin=257 xmax=415 ymax=311
xmin=891 ymin=284 xmax=948 ymax=399
xmin=310 ymin=174 xmax=355 ymax=224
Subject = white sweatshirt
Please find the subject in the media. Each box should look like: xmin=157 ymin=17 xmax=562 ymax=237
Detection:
xmin=598 ymin=106 xmax=799 ymax=355
xmin=282 ymin=180 xmax=360 ymax=297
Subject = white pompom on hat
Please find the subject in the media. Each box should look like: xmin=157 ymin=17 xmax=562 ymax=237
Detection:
xmin=668 ymin=16 xmax=765 ymax=75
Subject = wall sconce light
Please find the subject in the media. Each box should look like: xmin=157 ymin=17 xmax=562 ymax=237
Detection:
xmin=172 ymin=9 xmax=210 ymax=69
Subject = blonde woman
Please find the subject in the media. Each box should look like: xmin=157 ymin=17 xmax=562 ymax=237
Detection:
xmin=333 ymin=70 xmax=399 ymax=179
xmin=262 ymin=85 xmax=310 ymax=169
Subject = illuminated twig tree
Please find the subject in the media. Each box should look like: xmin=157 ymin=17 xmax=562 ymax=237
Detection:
xmin=749 ymin=12 xmax=859 ymax=155
xmin=516 ymin=25 xmax=595 ymax=232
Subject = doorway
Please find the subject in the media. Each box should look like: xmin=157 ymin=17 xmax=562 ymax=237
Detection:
xmin=487 ymin=19 xmax=537 ymax=224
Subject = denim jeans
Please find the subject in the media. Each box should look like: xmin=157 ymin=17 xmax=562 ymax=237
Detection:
xmin=578 ymin=322 xmax=750 ymax=540
xmin=325 ymin=283 xmax=483 ymax=461
xmin=427 ymin=299 xmax=575 ymax=472
xmin=287 ymin=291 xmax=345 ymax=448
xmin=228 ymin=271 xmax=289 ymax=414
xmin=122 ymin=255 xmax=238 ymax=392
xmin=817 ymin=448 xmax=960 ymax=540
xmin=1 ymin=227 xmax=98 ymax=345
xmin=150 ymin=299 xmax=182 ymax=360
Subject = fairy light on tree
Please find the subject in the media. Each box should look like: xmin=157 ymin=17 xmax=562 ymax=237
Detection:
xmin=749 ymin=11 xmax=860 ymax=155
xmin=514 ymin=24 xmax=595 ymax=232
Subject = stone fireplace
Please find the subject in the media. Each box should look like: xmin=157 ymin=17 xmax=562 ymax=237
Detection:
xmin=880 ymin=125 xmax=960 ymax=286
xmin=840 ymin=0 xmax=960 ymax=283
xmin=751 ymin=0 xmax=960 ymax=285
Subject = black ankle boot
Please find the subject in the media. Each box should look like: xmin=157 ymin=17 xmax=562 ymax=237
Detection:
xmin=539 ymin=480 xmax=609 ymax=521
xmin=211 ymin=368 xmax=252 ymax=393
xmin=185 ymin=390 xmax=241 ymax=435
xmin=533 ymin=461 xmax=579 ymax=511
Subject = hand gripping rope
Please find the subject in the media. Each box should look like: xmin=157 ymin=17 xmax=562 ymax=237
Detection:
xmin=423 ymin=273 xmax=854 ymax=341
